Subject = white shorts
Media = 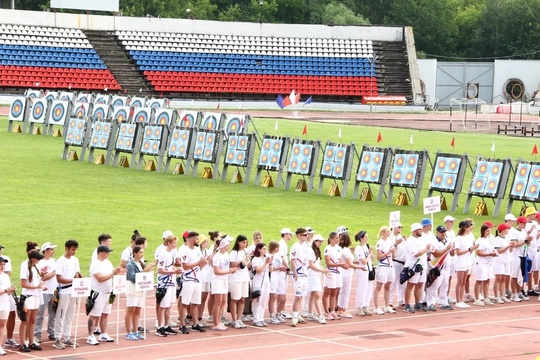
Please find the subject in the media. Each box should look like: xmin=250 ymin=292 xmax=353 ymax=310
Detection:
xmin=275 ymin=272 xmax=288 ymax=295
xmin=160 ymin=287 xmax=176 ymax=309
xmin=308 ymin=274 xmax=322 ymax=293
xmin=532 ymin=251 xmax=540 ymax=272
xmin=323 ymin=271 xmax=342 ymax=289
xmin=229 ymin=281 xmax=249 ymax=300
xmin=89 ymin=292 xmax=112 ymax=317
xmin=9 ymin=295 xmax=15 ymax=312
xmin=23 ymin=295 xmax=40 ymax=310
xmin=126 ymin=294 xmax=145 ymax=308
xmin=510 ymin=257 xmax=521 ymax=279
xmin=408 ymin=270 xmax=426 ymax=285
xmin=0 ymin=310 xmax=8 ymax=320
xmin=375 ymin=266 xmax=395 ymax=284
xmin=201 ymin=282 xmax=211 ymax=293
xmin=475 ymin=261 xmax=493 ymax=281
xmin=181 ymin=281 xmax=202 ymax=305
xmin=269 ymin=271 xmax=280 ymax=294
xmin=294 ymin=276 xmax=308 ymax=297
xmin=493 ymin=260 xmax=510 ymax=276
xmin=211 ymin=279 xmax=227 ymax=295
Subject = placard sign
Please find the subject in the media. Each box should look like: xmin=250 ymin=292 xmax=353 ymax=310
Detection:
xmin=135 ymin=271 xmax=155 ymax=292
xmin=389 ymin=211 xmax=401 ymax=228
xmin=71 ymin=278 xmax=92 ymax=298
xmin=113 ymin=275 xmax=126 ymax=295
xmin=423 ymin=196 xmax=441 ymax=214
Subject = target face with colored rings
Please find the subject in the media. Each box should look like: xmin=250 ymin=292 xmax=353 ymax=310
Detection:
xmin=356 ymin=149 xmax=385 ymax=184
xmin=50 ymin=102 xmax=67 ymax=124
xmin=31 ymin=99 xmax=47 ymax=123
xmin=9 ymin=98 xmax=25 ymax=121
xmin=229 ymin=136 xmax=238 ymax=149
xmin=226 ymin=117 xmax=242 ymax=134
xmin=93 ymin=106 xmax=106 ymax=120
xmin=530 ymin=165 xmax=540 ymax=181
xmin=237 ymin=136 xmax=248 ymax=151
xmin=112 ymin=98 xmax=125 ymax=107
xmin=115 ymin=109 xmax=128 ymax=122
xmin=325 ymin=146 xmax=336 ymax=161
xmin=525 ymin=182 xmax=540 ymax=200
xmin=203 ymin=116 xmax=218 ymax=130
xmin=135 ymin=110 xmax=149 ymax=123
xmin=182 ymin=114 xmax=194 ymax=128
xmin=155 ymin=110 xmax=171 ymax=125
xmin=390 ymin=152 xmax=422 ymax=187
xmin=131 ymin=100 xmax=143 ymax=108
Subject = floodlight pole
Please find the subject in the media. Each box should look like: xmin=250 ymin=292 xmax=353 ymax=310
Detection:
xmin=368 ymin=55 xmax=378 ymax=113
xmin=259 ymin=1 xmax=264 ymax=24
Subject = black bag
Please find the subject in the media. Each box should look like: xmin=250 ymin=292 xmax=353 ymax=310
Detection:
xmin=250 ymin=289 xmax=261 ymax=299
xmin=51 ymin=286 xmax=60 ymax=313
xmin=156 ymin=287 xmax=167 ymax=304
xmin=399 ymin=267 xmax=416 ymax=284
xmin=175 ymin=275 xmax=184 ymax=299
xmin=368 ymin=268 xmax=376 ymax=281
xmin=414 ymin=263 xmax=424 ymax=273
xmin=425 ymin=267 xmax=441 ymax=288
xmin=14 ymin=293 xmax=28 ymax=321
xmin=85 ymin=290 xmax=99 ymax=316
xmin=108 ymin=293 xmax=116 ymax=305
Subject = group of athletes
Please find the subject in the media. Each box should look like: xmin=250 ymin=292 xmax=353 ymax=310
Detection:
xmin=0 ymin=206 xmax=538 ymax=353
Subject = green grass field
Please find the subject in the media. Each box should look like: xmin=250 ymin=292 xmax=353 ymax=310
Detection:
xmin=0 ymin=116 xmax=538 ymax=284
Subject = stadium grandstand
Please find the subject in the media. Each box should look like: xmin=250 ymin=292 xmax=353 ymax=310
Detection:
xmin=0 ymin=9 xmax=421 ymax=104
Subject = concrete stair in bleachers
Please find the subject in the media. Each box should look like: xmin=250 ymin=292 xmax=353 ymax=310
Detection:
xmin=83 ymin=30 xmax=154 ymax=96
xmin=377 ymin=41 xmax=413 ymax=100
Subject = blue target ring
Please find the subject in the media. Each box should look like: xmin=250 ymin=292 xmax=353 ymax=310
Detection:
xmin=112 ymin=99 xmax=124 ymax=107
xmin=135 ymin=110 xmax=149 ymax=123
xmin=182 ymin=114 xmax=194 ymax=128
xmin=94 ymin=107 xmax=105 ymax=119
xmin=203 ymin=116 xmax=217 ymax=130
xmin=10 ymin=99 xmax=24 ymax=119
xmin=131 ymin=100 xmax=143 ymax=108
xmin=32 ymin=101 xmax=45 ymax=121
xmin=115 ymin=109 xmax=128 ymax=122
xmin=156 ymin=111 xmax=170 ymax=125
xmin=226 ymin=118 xmax=241 ymax=134
xmin=51 ymin=103 xmax=65 ymax=123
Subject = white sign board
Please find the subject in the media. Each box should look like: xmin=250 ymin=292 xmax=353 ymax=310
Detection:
xmin=423 ymin=196 xmax=441 ymax=214
xmin=51 ymin=0 xmax=119 ymax=12
xmin=135 ymin=271 xmax=155 ymax=292
xmin=71 ymin=277 xmax=92 ymax=298
xmin=112 ymin=275 xmax=126 ymax=295
xmin=389 ymin=210 xmax=401 ymax=228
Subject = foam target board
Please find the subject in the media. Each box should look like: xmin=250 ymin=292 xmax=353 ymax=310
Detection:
xmin=25 ymin=89 xmax=43 ymax=99
xmin=72 ymin=101 xmax=90 ymax=119
xmin=64 ymin=117 xmax=87 ymax=146
xmin=177 ymin=110 xmax=201 ymax=128
xmin=115 ymin=122 xmax=138 ymax=153
xmin=287 ymin=140 xmax=316 ymax=175
xmin=140 ymin=125 xmax=164 ymax=156
xmin=47 ymin=100 xmax=72 ymax=126
xmin=167 ymin=126 xmax=193 ymax=159
xmin=468 ymin=158 xmax=506 ymax=197
xmin=129 ymin=96 xmax=147 ymax=108
xmin=93 ymin=94 xmax=111 ymax=105
xmin=193 ymin=130 xmax=220 ymax=163
xmin=77 ymin=93 xmax=94 ymax=104
xmin=429 ymin=154 xmax=464 ymax=192
xmin=112 ymin=106 xmax=132 ymax=123
xmin=509 ymin=160 xmax=540 ymax=201
xmin=201 ymin=112 xmax=224 ymax=131
xmin=8 ymin=96 xmax=28 ymax=122
xmin=44 ymin=91 xmax=59 ymax=101
xmin=258 ymin=136 xmax=287 ymax=171
xmin=89 ymin=120 xmax=113 ymax=150
xmin=225 ymin=134 xmax=252 ymax=167
xmin=91 ymin=104 xmax=112 ymax=120
xmin=59 ymin=91 xmax=75 ymax=102
xmin=29 ymin=98 xmax=50 ymax=124
xmin=356 ymin=146 xmax=390 ymax=184
xmin=320 ymin=142 xmax=350 ymax=180
xmin=133 ymin=107 xmax=154 ymax=123
xmin=153 ymin=108 xmax=176 ymax=126
xmin=148 ymin=98 xmax=167 ymax=109
xmin=389 ymin=150 xmax=424 ymax=188
xmin=111 ymin=95 xmax=129 ymax=108
xmin=224 ymin=114 xmax=248 ymax=135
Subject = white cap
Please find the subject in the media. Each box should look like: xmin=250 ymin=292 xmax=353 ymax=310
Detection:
xmin=504 ymin=214 xmax=517 ymax=221
xmin=219 ymin=235 xmax=234 ymax=250
xmin=336 ymin=226 xmax=348 ymax=235
xmin=443 ymin=215 xmax=455 ymax=222
xmin=312 ymin=234 xmax=324 ymax=242
xmin=162 ymin=230 xmax=173 ymax=239
xmin=280 ymin=228 xmax=292 ymax=235
xmin=410 ymin=223 xmax=422 ymax=232
xmin=41 ymin=242 xmax=57 ymax=252
xmin=306 ymin=226 xmax=315 ymax=233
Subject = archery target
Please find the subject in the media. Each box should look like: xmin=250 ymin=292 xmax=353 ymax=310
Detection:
xmin=77 ymin=93 xmax=92 ymax=103
xmin=73 ymin=102 xmax=88 ymax=118
xmin=148 ymin=99 xmax=166 ymax=109
xmin=45 ymin=92 xmax=59 ymax=101
xmin=140 ymin=125 xmax=163 ymax=155
xmin=320 ymin=143 xmax=348 ymax=180
xmin=469 ymin=159 xmax=505 ymax=197
xmin=168 ymin=128 xmax=191 ymax=159
xmin=429 ymin=155 xmax=463 ymax=192
xmin=92 ymin=104 xmax=110 ymax=120
xmin=9 ymin=96 xmax=26 ymax=121
xmin=25 ymin=89 xmax=42 ymax=99
xmin=113 ymin=106 xmax=131 ymax=122
xmin=390 ymin=151 xmax=423 ymax=188
xmin=203 ymin=115 xmax=218 ymax=130
xmin=258 ymin=137 xmax=284 ymax=170
xmin=29 ymin=98 xmax=49 ymax=123
xmin=510 ymin=162 xmax=540 ymax=200
xmin=225 ymin=115 xmax=246 ymax=135
xmin=59 ymin=92 xmax=74 ymax=102
xmin=530 ymin=165 xmax=540 ymax=182
xmin=115 ymin=123 xmax=137 ymax=152
xmin=193 ymin=130 xmax=219 ymax=163
xmin=288 ymin=142 xmax=314 ymax=175
xmin=525 ymin=182 xmax=540 ymax=200
xmin=48 ymin=100 xmax=69 ymax=125
xmin=94 ymin=94 xmax=110 ymax=105
xmin=89 ymin=121 xmax=112 ymax=149
xmin=224 ymin=134 xmax=251 ymax=167
xmin=155 ymin=109 xmax=174 ymax=126
xmin=178 ymin=111 xmax=199 ymax=128
xmin=135 ymin=108 xmax=151 ymax=123
xmin=356 ymin=148 xmax=387 ymax=184
xmin=64 ymin=118 xmax=86 ymax=146
xmin=130 ymin=97 xmax=146 ymax=108
xmin=112 ymin=96 xmax=127 ymax=107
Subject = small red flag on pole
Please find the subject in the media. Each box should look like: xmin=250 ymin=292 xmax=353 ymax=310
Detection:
xmin=451 ymin=137 xmax=455 ymax=148
xmin=533 ymin=144 xmax=538 ymax=155
xmin=377 ymin=132 xmax=382 ymax=143
xmin=302 ymin=125 xmax=307 ymax=135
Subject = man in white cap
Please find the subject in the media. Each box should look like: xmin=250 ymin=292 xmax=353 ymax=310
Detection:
xmin=34 ymin=242 xmax=58 ymax=344
xmin=277 ymin=228 xmax=292 ymax=320
xmin=302 ymin=226 xmax=316 ymax=317
xmin=389 ymin=223 xmax=406 ymax=308
xmin=403 ymin=223 xmax=430 ymax=313
xmin=290 ymin=228 xmax=310 ymax=326
xmin=523 ymin=207 xmax=540 ymax=296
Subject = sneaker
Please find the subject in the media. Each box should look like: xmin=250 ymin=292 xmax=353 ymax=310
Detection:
xmin=164 ymin=326 xmax=178 ymax=335
xmin=238 ymin=320 xmax=247 ymax=328
xmin=502 ymin=296 xmax=511 ymax=303
xmin=169 ymin=320 xmax=178 ymax=327
xmin=403 ymin=304 xmax=415 ymax=313
xmin=505 ymin=290 xmax=512 ymax=298
xmin=93 ymin=327 xmax=101 ymax=335
xmin=207 ymin=316 xmax=213 ymax=323
xmin=483 ymin=298 xmax=494 ymax=306
xmin=212 ymin=324 xmax=228 ymax=331
xmin=232 ymin=321 xmax=242 ymax=329
xmin=455 ymin=302 xmax=468 ymax=309
xmin=198 ymin=319 xmax=209 ymax=328
xmin=124 ymin=333 xmax=138 ymax=341
xmin=465 ymin=294 xmax=474 ymax=302
xmin=241 ymin=314 xmax=253 ymax=322
xmin=384 ymin=306 xmax=396 ymax=314
xmin=496 ymin=297 xmax=505 ymax=304
xmin=362 ymin=307 xmax=372 ymax=316
xmin=297 ymin=316 xmax=307 ymax=324
xmin=519 ymin=291 xmax=530 ymax=301
xmin=427 ymin=304 xmax=437 ymax=311
xmin=87 ymin=335 xmax=99 ymax=345
xmin=19 ymin=344 xmax=31 ymax=352
xmin=133 ymin=332 xmax=144 ymax=340
xmin=473 ymin=299 xmax=485 ymax=306
xmin=34 ymin=334 xmax=42 ymax=344
xmin=4 ymin=339 xmax=19 ymax=348
xmin=269 ymin=316 xmax=280 ymax=325
xmin=290 ymin=317 xmax=298 ymax=327
xmin=253 ymin=321 xmax=265 ymax=327
xmin=440 ymin=304 xmax=453 ymax=310
xmin=281 ymin=311 xmax=292 ymax=319
xmin=277 ymin=314 xmax=286 ymax=323
xmin=98 ymin=333 xmax=114 ymax=342
xmin=528 ymin=289 xmax=540 ymax=296
xmin=192 ymin=324 xmax=206 ymax=333
xmin=341 ymin=311 xmax=353 ymax=318
xmin=0 ymin=348 xmax=5 ymax=356
xmin=29 ymin=343 xmax=42 ymax=351
xmin=179 ymin=325 xmax=190 ymax=335
xmin=374 ymin=307 xmax=385 ymax=315
xmin=262 ymin=321 xmax=269 ymax=327
xmin=53 ymin=339 xmax=65 ymax=350
xmin=48 ymin=335 xmax=55 ymax=341
xmin=318 ymin=316 xmax=327 ymax=324
xmin=356 ymin=308 xmax=365 ymax=316
xmin=330 ymin=311 xmax=340 ymax=320
xmin=137 ymin=326 xmax=148 ymax=333
xmin=155 ymin=328 xmax=167 ymax=337
xmin=512 ymin=294 xmax=522 ymax=302
xmin=63 ymin=339 xmax=79 ymax=348
xmin=448 ymin=296 xmax=456 ymax=304
xmin=306 ymin=313 xmax=316 ymax=321
xmin=221 ymin=317 xmax=231 ymax=326
xmin=414 ymin=303 xmax=427 ymax=312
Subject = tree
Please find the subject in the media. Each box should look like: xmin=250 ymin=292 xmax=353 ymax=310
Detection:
xmin=321 ymin=1 xmax=370 ymax=26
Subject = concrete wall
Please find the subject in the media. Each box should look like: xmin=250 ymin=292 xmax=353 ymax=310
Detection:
xmin=0 ymin=9 xmax=404 ymax=41
xmin=493 ymin=60 xmax=540 ymax=101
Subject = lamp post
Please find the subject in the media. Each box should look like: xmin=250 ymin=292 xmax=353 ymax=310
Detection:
xmin=367 ymin=54 xmax=378 ymax=112
xmin=186 ymin=8 xmax=194 ymax=20
xmin=259 ymin=1 xmax=264 ymax=24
